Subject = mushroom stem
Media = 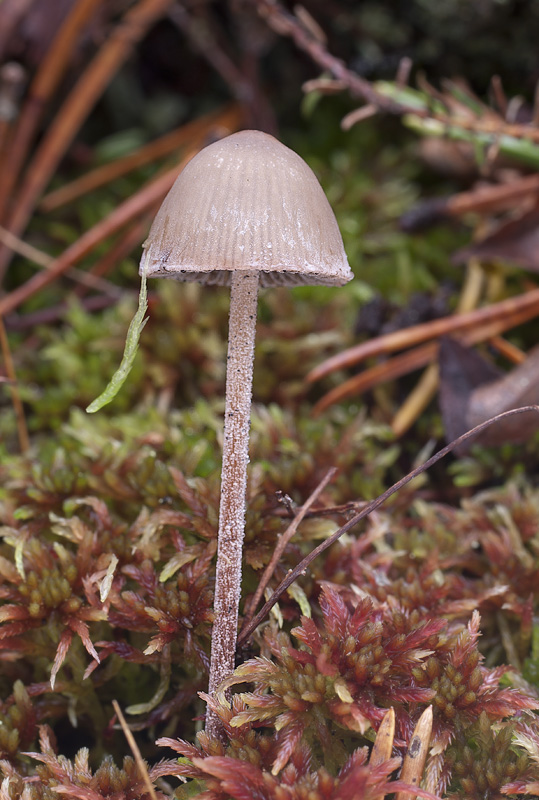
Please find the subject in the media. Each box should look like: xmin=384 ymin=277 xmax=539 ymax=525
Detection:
xmin=206 ymin=269 xmax=259 ymax=737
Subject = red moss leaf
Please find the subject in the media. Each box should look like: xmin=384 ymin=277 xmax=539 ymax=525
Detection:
xmin=50 ymin=629 xmax=73 ymax=690
xmin=272 ymin=723 xmax=304 ymax=775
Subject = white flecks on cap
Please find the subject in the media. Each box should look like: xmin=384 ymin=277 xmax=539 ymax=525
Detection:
xmin=140 ymin=129 xmax=353 ymax=288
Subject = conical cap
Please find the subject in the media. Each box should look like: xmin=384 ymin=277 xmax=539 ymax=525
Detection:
xmin=141 ymin=130 xmax=352 ymax=287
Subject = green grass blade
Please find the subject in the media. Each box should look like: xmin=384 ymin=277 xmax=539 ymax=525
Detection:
xmin=86 ymin=262 xmax=148 ymax=414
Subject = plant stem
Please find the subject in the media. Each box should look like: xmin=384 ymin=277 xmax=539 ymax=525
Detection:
xmin=206 ymin=270 xmax=259 ymax=739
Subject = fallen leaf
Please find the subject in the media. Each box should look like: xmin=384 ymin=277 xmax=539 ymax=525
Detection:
xmin=454 ymin=205 xmax=539 ymax=271
xmin=439 ymin=337 xmax=539 ymax=449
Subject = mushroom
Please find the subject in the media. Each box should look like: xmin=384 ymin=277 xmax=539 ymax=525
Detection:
xmin=141 ymin=129 xmax=352 ymax=736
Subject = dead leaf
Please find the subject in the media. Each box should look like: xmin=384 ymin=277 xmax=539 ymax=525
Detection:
xmin=439 ymin=337 xmax=539 ymax=449
xmin=454 ymin=205 xmax=539 ymax=271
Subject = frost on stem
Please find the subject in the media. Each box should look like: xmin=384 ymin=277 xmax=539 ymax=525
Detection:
xmin=206 ymin=270 xmax=259 ymax=738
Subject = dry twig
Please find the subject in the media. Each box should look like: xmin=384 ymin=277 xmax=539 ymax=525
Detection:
xmin=242 ymin=466 xmax=336 ymax=629
xmin=112 ymin=699 xmax=157 ymax=800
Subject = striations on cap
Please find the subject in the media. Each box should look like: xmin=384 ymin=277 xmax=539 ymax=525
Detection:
xmin=141 ymin=129 xmax=353 ymax=288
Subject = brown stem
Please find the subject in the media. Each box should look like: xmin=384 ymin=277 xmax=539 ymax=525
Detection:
xmin=252 ymin=0 xmax=422 ymax=116
xmin=206 ymin=270 xmax=259 ymax=739
xmin=312 ymin=298 xmax=539 ymax=415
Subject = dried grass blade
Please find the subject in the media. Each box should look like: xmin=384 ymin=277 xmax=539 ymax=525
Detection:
xmin=395 ymin=706 xmax=433 ymax=800
xmin=370 ymin=707 xmax=396 ymax=766
xmin=112 ymin=700 xmax=157 ymax=800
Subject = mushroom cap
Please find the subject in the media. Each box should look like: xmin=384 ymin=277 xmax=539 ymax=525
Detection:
xmin=140 ymin=129 xmax=353 ymax=287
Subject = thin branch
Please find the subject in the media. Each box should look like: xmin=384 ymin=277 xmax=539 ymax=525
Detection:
xmin=237 ymin=405 xmax=539 ymax=647
xmin=0 ymin=223 xmax=122 ymax=297
xmin=251 ymin=0 xmax=422 ymax=115
xmin=4 ymin=293 xmax=122 ymax=331
xmin=390 ymin=257 xmax=484 ymax=437
xmin=112 ymin=700 xmax=157 ymax=800
xmin=242 ymin=466 xmax=337 ymax=627
xmin=169 ymin=5 xmax=252 ymax=103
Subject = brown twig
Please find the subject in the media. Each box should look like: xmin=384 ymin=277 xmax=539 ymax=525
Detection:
xmin=251 ymin=0 xmax=423 ymax=116
xmin=4 ymin=293 xmax=123 ymax=331
xmin=0 ymin=316 xmax=29 ymax=452
xmin=445 ymin=173 xmax=539 ymax=216
xmin=390 ymin=257 xmax=484 ymax=437
xmin=40 ymin=104 xmax=242 ymax=212
xmin=313 ymin=343 xmax=439 ymax=415
xmin=0 ymin=0 xmax=104 ymax=222
xmin=0 ymin=0 xmax=174 ymax=282
xmin=169 ymin=5 xmax=252 ymax=103
xmin=237 ymin=405 xmax=539 ymax=647
xmin=489 ymin=335 xmax=526 ymax=364
xmin=169 ymin=4 xmax=275 ymax=131
xmin=402 ymin=173 xmax=539 ymax=230
xmin=242 ymin=466 xmax=337 ymax=629
xmin=308 ymin=286 xmax=539 ymax=384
